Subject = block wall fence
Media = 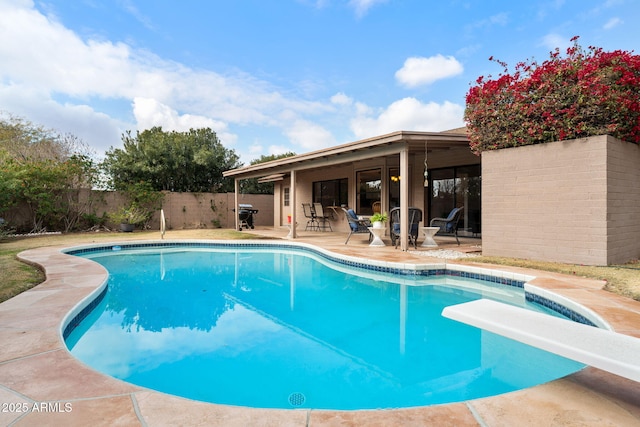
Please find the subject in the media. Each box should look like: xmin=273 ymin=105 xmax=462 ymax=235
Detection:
xmin=482 ymin=135 xmax=640 ymax=265
xmin=3 ymin=191 xmax=274 ymax=232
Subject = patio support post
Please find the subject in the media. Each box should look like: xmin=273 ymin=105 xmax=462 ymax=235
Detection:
xmin=400 ymin=146 xmax=409 ymax=251
xmin=287 ymin=169 xmax=297 ymax=239
xmin=234 ymin=178 xmax=239 ymax=231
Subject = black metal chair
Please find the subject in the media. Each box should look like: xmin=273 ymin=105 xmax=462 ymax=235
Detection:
xmin=389 ymin=207 xmax=423 ymax=249
xmin=313 ymin=203 xmax=333 ymax=231
xmin=430 ymin=206 xmax=464 ymax=245
xmin=342 ymin=208 xmax=371 ymax=244
xmin=302 ymin=203 xmax=319 ymax=231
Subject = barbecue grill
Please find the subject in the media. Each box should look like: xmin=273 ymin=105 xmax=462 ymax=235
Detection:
xmin=235 ymin=203 xmax=258 ymax=230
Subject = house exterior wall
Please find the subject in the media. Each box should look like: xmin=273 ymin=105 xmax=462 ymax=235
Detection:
xmin=274 ymin=153 xmax=479 ymax=232
xmin=284 ymin=164 xmax=357 ymax=233
xmin=482 ymin=135 xmax=640 ymax=265
xmin=273 ymin=148 xmax=481 ymax=233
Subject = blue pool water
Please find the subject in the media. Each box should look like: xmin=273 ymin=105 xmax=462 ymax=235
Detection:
xmin=65 ymin=245 xmax=584 ymax=410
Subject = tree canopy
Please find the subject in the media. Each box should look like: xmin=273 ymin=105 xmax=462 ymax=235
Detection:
xmin=102 ymin=127 xmax=241 ymax=192
xmin=239 ymin=152 xmax=296 ymax=194
xmin=464 ymin=37 xmax=640 ymax=154
xmin=0 ymin=113 xmax=98 ymax=232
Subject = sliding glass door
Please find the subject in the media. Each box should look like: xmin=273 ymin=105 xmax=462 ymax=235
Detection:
xmin=356 ymin=169 xmax=381 ymax=215
xmin=429 ymin=165 xmax=481 ymax=234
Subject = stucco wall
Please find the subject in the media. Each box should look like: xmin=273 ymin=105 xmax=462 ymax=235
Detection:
xmin=482 ymin=135 xmax=640 ymax=265
xmin=274 ymin=148 xmax=480 ymax=233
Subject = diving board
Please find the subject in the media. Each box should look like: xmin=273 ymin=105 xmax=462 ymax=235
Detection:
xmin=442 ymin=299 xmax=640 ymax=382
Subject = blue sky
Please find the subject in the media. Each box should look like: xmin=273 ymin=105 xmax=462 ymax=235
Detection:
xmin=1 ymin=0 xmax=638 ymax=164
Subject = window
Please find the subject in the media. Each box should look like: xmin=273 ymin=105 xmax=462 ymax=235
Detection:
xmin=356 ymin=169 xmax=381 ymax=215
xmin=283 ymin=187 xmax=290 ymax=207
xmin=429 ymin=165 xmax=481 ymax=234
xmin=312 ymin=178 xmax=348 ymax=207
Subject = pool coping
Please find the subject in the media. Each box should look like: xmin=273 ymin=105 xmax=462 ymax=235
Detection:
xmin=60 ymin=240 xmax=609 ymax=338
xmin=2 ymin=239 xmax=640 ymax=426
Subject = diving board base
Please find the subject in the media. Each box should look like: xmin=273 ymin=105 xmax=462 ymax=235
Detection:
xmin=442 ymin=299 xmax=640 ymax=383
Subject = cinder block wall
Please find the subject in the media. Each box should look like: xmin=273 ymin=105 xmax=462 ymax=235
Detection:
xmin=482 ymin=136 xmax=610 ymax=265
xmin=606 ymin=137 xmax=640 ymax=264
xmin=2 ymin=191 xmax=273 ymax=232
xmin=157 ymin=192 xmax=273 ymax=230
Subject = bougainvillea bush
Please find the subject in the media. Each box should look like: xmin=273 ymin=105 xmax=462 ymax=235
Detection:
xmin=464 ymin=37 xmax=640 ymax=154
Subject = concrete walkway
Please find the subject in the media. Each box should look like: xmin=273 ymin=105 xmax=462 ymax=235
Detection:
xmin=1 ymin=228 xmax=639 ymax=426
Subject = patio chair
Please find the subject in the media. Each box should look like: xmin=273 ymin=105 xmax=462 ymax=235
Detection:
xmin=430 ymin=206 xmax=464 ymax=245
xmin=302 ymin=203 xmax=319 ymax=231
xmin=342 ymin=208 xmax=372 ymax=244
xmin=313 ymin=203 xmax=333 ymax=231
xmin=389 ymin=207 xmax=423 ymax=249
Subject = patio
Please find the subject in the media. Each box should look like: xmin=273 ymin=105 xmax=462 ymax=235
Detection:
xmin=248 ymin=225 xmax=482 ymax=262
xmin=1 ymin=229 xmax=639 ymax=426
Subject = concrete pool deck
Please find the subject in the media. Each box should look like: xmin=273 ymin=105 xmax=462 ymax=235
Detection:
xmin=1 ymin=229 xmax=640 ymax=426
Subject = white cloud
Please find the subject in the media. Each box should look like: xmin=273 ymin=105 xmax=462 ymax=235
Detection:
xmin=350 ymin=98 xmax=464 ymax=139
xmin=120 ymin=0 xmax=155 ymax=31
xmin=133 ymin=97 xmax=227 ymax=133
xmin=395 ymin=55 xmax=464 ymax=88
xmin=133 ymin=97 xmax=238 ymax=147
xmin=0 ymin=84 xmax=123 ymax=156
xmin=268 ymin=144 xmax=295 ymax=156
xmin=0 ymin=1 xmax=468 ymax=165
xmin=467 ymin=12 xmax=509 ymax=31
xmin=284 ymin=119 xmax=337 ymax=150
xmin=0 ymin=1 xmax=330 ymax=162
xmin=603 ymin=17 xmax=622 ymax=30
xmin=348 ymin=0 xmax=388 ymax=18
xmin=330 ymin=92 xmax=353 ymax=106
xmin=540 ymin=33 xmax=572 ymax=52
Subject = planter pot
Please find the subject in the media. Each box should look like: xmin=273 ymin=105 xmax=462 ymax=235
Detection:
xmin=120 ymin=223 xmax=135 ymax=232
xmin=373 ymin=221 xmax=384 ymax=229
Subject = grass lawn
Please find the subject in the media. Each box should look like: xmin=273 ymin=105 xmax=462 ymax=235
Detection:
xmin=1 ymin=229 xmax=639 ymax=303
xmin=472 ymin=256 xmax=640 ymax=301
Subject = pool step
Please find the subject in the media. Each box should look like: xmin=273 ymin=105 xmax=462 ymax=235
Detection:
xmin=441 ymin=299 xmax=640 ymax=382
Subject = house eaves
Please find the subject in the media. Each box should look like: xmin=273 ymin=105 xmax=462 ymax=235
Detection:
xmin=223 ymin=130 xmax=470 ymax=180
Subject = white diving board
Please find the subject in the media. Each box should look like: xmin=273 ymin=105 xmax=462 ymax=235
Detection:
xmin=442 ymin=299 xmax=640 ymax=383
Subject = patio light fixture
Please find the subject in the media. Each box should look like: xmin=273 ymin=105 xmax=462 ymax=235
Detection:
xmin=424 ymin=141 xmax=429 ymax=187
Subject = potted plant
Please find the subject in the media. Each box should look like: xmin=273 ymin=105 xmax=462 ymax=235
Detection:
xmin=108 ymin=205 xmax=148 ymax=232
xmin=370 ymin=212 xmax=388 ymax=229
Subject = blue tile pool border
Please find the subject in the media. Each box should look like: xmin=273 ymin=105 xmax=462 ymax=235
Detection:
xmin=525 ymin=293 xmax=597 ymax=326
xmin=62 ymin=241 xmax=598 ymax=337
xmin=65 ymin=241 xmax=523 ymax=285
xmin=62 ymin=284 xmax=108 ymax=340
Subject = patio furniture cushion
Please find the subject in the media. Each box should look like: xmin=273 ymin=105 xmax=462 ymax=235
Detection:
xmin=346 ymin=209 xmax=359 ymax=231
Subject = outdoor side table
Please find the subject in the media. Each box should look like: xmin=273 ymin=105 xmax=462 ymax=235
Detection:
xmin=420 ymin=226 xmax=440 ymax=247
xmin=368 ymin=226 xmax=386 ymax=247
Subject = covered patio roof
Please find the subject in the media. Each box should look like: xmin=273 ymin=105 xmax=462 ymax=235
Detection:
xmin=224 ymin=130 xmax=470 ymax=180
xmin=223 ymin=130 xmax=471 ymax=250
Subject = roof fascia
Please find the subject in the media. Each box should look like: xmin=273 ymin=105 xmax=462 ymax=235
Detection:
xmin=224 ymin=131 xmax=469 ymax=180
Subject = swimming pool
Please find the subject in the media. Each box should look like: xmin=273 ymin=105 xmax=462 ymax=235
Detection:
xmin=64 ymin=242 xmax=586 ymax=410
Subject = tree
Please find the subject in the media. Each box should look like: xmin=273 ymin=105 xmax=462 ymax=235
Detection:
xmin=0 ymin=113 xmax=99 ymax=232
xmin=464 ymin=37 xmax=640 ymax=154
xmin=102 ymin=127 xmax=241 ymax=192
xmin=239 ymin=152 xmax=296 ymax=194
